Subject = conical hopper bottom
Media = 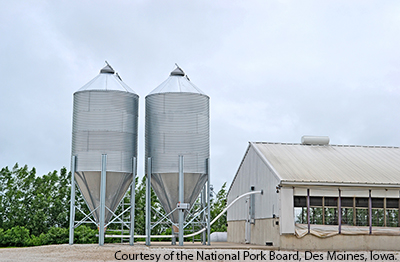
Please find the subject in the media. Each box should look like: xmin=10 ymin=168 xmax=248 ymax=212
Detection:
xmin=151 ymin=172 xmax=207 ymax=223
xmin=75 ymin=171 xmax=133 ymax=224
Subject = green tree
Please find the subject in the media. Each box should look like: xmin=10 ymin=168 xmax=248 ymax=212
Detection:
xmin=0 ymin=164 xmax=36 ymax=231
xmin=0 ymin=164 xmax=80 ymax=237
xmin=210 ymin=182 xmax=228 ymax=232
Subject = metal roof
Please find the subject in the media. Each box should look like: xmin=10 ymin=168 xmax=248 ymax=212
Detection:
xmin=77 ymin=64 xmax=136 ymax=93
xmin=251 ymin=142 xmax=400 ymax=186
xmin=147 ymin=66 xmax=206 ymax=96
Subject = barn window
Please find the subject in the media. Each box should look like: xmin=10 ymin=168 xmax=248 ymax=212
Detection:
xmin=324 ymin=197 xmax=338 ymax=225
xmin=371 ymin=198 xmax=384 ymax=227
xmin=294 ymin=194 xmax=400 ymax=228
xmin=294 ymin=196 xmax=307 ymax=224
xmin=355 ymin=197 xmax=369 ymax=226
xmin=340 ymin=197 xmax=354 ymax=225
xmin=386 ymin=199 xmax=399 ymax=227
xmin=310 ymin=197 xmax=323 ymax=224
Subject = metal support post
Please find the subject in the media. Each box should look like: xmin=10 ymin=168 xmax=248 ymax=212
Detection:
xmin=69 ymin=156 xmax=76 ymax=245
xmin=384 ymin=198 xmax=387 ymax=227
xmin=145 ymin=157 xmax=152 ymax=246
xmin=369 ymin=190 xmax=372 ymax=235
xmin=206 ymin=158 xmax=211 ymax=245
xmin=250 ymin=186 xmax=255 ymax=224
xmin=398 ymin=199 xmax=400 ymax=227
xmin=171 ymin=226 xmax=176 ymax=245
xmin=178 ymin=155 xmax=184 ymax=246
xmin=338 ymin=189 xmax=342 ymax=234
xmin=353 ymin=196 xmax=356 ymax=226
xmin=245 ymin=196 xmax=251 ymax=243
xmin=129 ymin=157 xmax=136 ymax=246
xmin=201 ymin=185 xmax=206 ymax=245
xmin=99 ymin=154 xmax=107 ymax=246
xmin=307 ymin=188 xmax=310 ymax=234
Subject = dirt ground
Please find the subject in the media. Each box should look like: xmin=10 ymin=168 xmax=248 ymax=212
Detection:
xmin=0 ymin=243 xmax=399 ymax=262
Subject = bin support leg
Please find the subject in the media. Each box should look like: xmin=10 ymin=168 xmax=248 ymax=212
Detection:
xmin=145 ymin=157 xmax=152 ymax=246
xmin=129 ymin=157 xmax=136 ymax=246
xmin=178 ymin=156 xmax=184 ymax=246
xmin=99 ymin=154 xmax=107 ymax=246
xmin=69 ymin=156 xmax=77 ymax=245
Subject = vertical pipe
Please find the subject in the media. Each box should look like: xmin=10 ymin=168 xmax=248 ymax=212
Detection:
xmin=129 ymin=157 xmax=136 ymax=246
xmin=99 ymin=154 xmax=107 ymax=246
xmin=171 ymin=226 xmax=176 ymax=245
xmin=353 ymin=197 xmax=356 ymax=226
xmin=206 ymin=158 xmax=211 ymax=245
xmin=369 ymin=190 xmax=372 ymax=234
xmin=178 ymin=155 xmax=184 ymax=246
xmin=322 ymin=196 xmax=325 ymax=225
xmin=192 ymin=224 xmax=195 ymax=243
xmin=201 ymin=185 xmax=206 ymax=245
xmin=383 ymin=198 xmax=387 ymax=227
xmin=338 ymin=189 xmax=342 ymax=234
xmin=69 ymin=156 xmax=76 ymax=245
xmin=145 ymin=157 xmax=151 ymax=246
xmin=121 ymin=197 xmax=124 ymax=243
xmin=398 ymin=198 xmax=400 ymax=227
xmin=250 ymin=186 xmax=255 ymax=224
xmin=307 ymin=188 xmax=310 ymax=234
xmin=245 ymin=196 xmax=250 ymax=244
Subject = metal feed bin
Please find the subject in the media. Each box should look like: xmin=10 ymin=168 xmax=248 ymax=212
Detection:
xmin=69 ymin=63 xmax=138 ymax=246
xmin=145 ymin=66 xmax=210 ymax=246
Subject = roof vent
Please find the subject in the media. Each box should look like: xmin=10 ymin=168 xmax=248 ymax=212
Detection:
xmin=301 ymin=135 xmax=330 ymax=145
xmin=170 ymin=64 xmax=185 ymax=76
xmin=100 ymin=61 xmax=115 ymax=74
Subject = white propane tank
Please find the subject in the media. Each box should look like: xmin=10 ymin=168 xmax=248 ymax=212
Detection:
xmin=210 ymin=232 xmax=227 ymax=242
xmin=301 ymin=135 xmax=330 ymax=145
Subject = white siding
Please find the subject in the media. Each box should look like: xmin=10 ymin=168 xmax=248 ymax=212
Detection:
xmin=227 ymin=145 xmax=280 ymax=221
xmin=310 ymin=188 xmax=339 ymax=197
xmin=371 ymin=189 xmax=400 ymax=198
xmin=341 ymin=188 xmax=369 ymax=197
xmin=280 ymin=187 xmax=295 ymax=234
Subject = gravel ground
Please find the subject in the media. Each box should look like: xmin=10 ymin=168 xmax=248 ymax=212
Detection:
xmin=1 ymin=243 xmax=399 ymax=262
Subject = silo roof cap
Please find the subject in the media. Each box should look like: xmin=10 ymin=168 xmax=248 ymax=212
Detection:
xmin=76 ymin=62 xmax=137 ymax=94
xmin=170 ymin=66 xmax=185 ymax=76
xmin=148 ymin=65 xmax=207 ymax=96
xmin=100 ymin=64 xmax=115 ymax=74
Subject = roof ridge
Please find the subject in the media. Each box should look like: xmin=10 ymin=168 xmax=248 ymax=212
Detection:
xmin=252 ymin=141 xmax=399 ymax=148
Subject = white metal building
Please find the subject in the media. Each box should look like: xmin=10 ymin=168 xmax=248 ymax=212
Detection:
xmin=227 ymin=137 xmax=400 ymax=250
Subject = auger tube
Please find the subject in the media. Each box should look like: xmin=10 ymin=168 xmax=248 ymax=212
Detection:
xmin=105 ymin=190 xmax=263 ymax=239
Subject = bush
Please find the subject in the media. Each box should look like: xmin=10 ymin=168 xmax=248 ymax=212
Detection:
xmin=74 ymin=225 xmax=97 ymax=244
xmin=29 ymin=233 xmax=48 ymax=246
xmin=2 ymin=226 xmax=31 ymax=247
xmin=46 ymin=227 xmax=69 ymax=244
xmin=0 ymin=228 xmax=4 ymax=246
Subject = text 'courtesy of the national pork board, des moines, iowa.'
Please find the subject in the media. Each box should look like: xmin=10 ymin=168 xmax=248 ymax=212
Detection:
xmin=114 ymin=250 xmax=399 ymax=261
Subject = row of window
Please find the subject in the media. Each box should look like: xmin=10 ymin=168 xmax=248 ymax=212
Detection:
xmin=294 ymin=196 xmax=400 ymax=227
xmin=295 ymin=196 xmax=400 ymax=208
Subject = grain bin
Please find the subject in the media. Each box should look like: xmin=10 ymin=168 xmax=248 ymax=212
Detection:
xmin=71 ymin=63 xmax=138 ymax=224
xmin=145 ymin=66 xmax=209 ymax=223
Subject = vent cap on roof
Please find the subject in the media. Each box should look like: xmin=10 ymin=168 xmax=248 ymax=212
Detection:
xmin=170 ymin=65 xmax=185 ymax=76
xmin=301 ymin=135 xmax=330 ymax=145
xmin=100 ymin=61 xmax=115 ymax=74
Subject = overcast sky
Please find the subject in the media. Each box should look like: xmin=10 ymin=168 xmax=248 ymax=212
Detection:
xmin=1 ymin=1 xmax=400 ymax=191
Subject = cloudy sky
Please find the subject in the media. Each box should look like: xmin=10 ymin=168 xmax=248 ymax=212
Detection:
xmin=1 ymin=1 xmax=400 ymax=191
